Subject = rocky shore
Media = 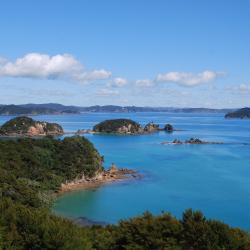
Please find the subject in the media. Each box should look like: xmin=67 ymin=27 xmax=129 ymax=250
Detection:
xmin=60 ymin=164 xmax=141 ymax=193
xmin=161 ymin=138 xmax=224 ymax=145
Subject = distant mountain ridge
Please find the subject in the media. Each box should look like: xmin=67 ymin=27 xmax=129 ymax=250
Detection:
xmin=0 ymin=103 xmax=235 ymax=115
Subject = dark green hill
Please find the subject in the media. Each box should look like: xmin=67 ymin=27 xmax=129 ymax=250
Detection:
xmin=225 ymin=108 xmax=250 ymax=119
xmin=93 ymin=119 xmax=143 ymax=134
xmin=0 ymin=116 xmax=64 ymax=136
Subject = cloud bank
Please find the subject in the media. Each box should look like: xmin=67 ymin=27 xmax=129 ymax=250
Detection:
xmin=0 ymin=53 xmax=111 ymax=83
xmin=156 ymin=70 xmax=222 ymax=86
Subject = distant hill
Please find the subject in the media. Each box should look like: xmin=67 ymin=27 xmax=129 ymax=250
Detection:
xmin=0 ymin=103 xmax=235 ymax=115
xmin=0 ymin=104 xmax=79 ymax=115
xmin=225 ymin=107 xmax=250 ymax=119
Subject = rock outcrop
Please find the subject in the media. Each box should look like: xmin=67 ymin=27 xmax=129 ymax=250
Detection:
xmin=144 ymin=122 xmax=159 ymax=133
xmin=0 ymin=116 xmax=64 ymax=136
xmin=60 ymin=164 xmax=140 ymax=192
xmin=161 ymin=138 xmax=223 ymax=145
xmin=164 ymin=124 xmax=174 ymax=132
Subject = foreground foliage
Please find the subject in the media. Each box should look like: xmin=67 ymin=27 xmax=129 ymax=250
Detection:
xmin=0 ymin=137 xmax=249 ymax=249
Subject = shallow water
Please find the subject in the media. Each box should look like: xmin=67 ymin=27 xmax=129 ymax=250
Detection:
xmin=1 ymin=113 xmax=250 ymax=230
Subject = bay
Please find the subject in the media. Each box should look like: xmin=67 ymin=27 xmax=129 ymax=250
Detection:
xmin=1 ymin=112 xmax=250 ymax=230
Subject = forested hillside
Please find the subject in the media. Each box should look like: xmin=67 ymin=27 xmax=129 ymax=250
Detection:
xmin=0 ymin=136 xmax=249 ymax=249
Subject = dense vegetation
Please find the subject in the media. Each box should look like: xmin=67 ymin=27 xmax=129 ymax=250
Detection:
xmin=0 ymin=136 xmax=249 ymax=249
xmin=93 ymin=119 xmax=142 ymax=133
xmin=225 ymin=107 xmax=250 ymax=119
xmin=0 ymin=116 xmax=64 ymax=135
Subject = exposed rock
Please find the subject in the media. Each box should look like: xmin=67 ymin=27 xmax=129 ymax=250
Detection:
xmin=164 ymin=124 xmax=174 ymax=132
xmin=185 ymin=138 xmax=204 ymax=144
xmin=75 ymin=129 xmax=93 ymax=135
xmin=161 ymin=138 xmax=223 ymax=145
xmin=110 ymin=163 xmax=118 ymax=173
xmin=60 ymin=164 xmax=141 ymax=192
xmin=144 ymin=122 xmax=159 ymax=133
xmin=172 ymin=139 xmax=182 ymax=144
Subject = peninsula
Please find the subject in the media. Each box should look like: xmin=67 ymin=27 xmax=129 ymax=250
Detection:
xmin=60 ymin=163 xmax=140 ymax=193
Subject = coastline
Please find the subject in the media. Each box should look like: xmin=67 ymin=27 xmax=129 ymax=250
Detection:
xmin=59 ymin=165 xmax=141 ymax=194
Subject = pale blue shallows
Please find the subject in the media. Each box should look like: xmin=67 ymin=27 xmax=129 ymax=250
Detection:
xmin=1 ymin=113 xmax=250 ymax=230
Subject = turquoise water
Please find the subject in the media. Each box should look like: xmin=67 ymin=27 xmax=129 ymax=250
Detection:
xmin=1 ymin=113 xmax=250 ymax=230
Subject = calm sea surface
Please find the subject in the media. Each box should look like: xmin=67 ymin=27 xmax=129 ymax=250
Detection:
xmin=1 ymin=113 xmax=250 ymax=230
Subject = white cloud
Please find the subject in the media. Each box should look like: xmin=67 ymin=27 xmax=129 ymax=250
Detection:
xmin=112 ymin=77 xmax=127 ymax=87
xmin=0 ymin=53 xmax=112 ymax=83
xmin=238 ymin=83 xmax=250 ymax=91
xmin=227 ymin=84 xmax=250 ymax=95
xmin=96 ymin=88 xmax=119 ymax=96
xmin=135 ymin=79 xmax=154 ymax=87
xmin=156 ymin=70 xmax=222 ymax=86
xmin=0 ymin=57 xmax=7 ymax=65
xmin=107 ymin=77 xmax=128 ymax=87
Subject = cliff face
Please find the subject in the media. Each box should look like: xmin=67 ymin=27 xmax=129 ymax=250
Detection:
xmin=93 ymin=119 xmax=143 ymax=134
xmin=0 ymin=116 xmax=64 ymax=136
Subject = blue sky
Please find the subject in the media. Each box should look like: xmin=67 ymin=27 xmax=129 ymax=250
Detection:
xmin=0 ymin=0 xmax=250 ymax=108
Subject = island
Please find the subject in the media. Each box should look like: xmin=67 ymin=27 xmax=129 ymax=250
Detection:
xmin=225 ymin=107 xmax=250 ymax=119
xmin=93 ymin=119 xmax=144 ymax=134
xmin=92 ymin=119 xmax=175 ymax=134
xmin=161 ymin=138 xmax=223 ymax=145
xmin=0 ymin=116 xmax=64 ymax=136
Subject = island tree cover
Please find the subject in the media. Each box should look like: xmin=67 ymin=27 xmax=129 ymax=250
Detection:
xmin=93 ymin=119 xmax=142 ymax=133
xmin=0 ymin=137 xmax=250 ymax=249
xmin=225 ymin=107 xmax=250 ymax=119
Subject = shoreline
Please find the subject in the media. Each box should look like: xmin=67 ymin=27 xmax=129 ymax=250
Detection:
xmin=59 ymin=166 xmax=141 ymax=194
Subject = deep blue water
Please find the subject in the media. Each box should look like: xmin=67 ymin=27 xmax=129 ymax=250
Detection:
xmin=1 ymin=113 xmax=250 ymax=230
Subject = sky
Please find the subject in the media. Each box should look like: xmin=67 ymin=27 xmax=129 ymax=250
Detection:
xmin=0 ymin=0 xmax=250 ymax=108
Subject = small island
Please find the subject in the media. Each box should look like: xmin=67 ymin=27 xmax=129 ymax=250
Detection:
xmin=92 ymin=119 xmax=175 ymax=135
xmin=93 ymin=119 xmax=144 ymax=134
xmin=225 ymin=107 xmax=250 ymax=119
xmin=0 ymin=116 xmax=64 ymax=136
xmin=161 ymin=138 xmax=223 ymax=145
